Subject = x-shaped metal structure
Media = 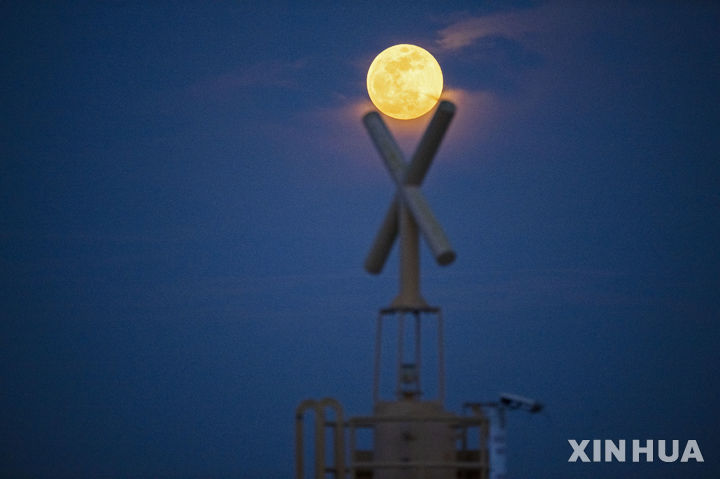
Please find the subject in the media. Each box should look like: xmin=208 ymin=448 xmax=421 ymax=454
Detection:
xmin=363 ymin=100 xmax=456 ymax=309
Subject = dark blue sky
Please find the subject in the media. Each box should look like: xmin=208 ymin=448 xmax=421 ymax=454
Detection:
xmin=2 ymin=1 xmax=719 ymax=478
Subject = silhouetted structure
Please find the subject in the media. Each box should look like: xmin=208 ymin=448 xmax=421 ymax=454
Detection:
xmin=296 ymin=101 xmax=529 ymax=479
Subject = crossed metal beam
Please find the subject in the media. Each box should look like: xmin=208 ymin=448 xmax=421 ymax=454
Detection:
xmin=363 ymin=100 xmax=456 ymax=309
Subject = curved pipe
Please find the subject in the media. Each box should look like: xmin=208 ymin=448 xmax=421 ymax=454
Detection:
xmin=296 ymin=398 xmax=346 ymax=479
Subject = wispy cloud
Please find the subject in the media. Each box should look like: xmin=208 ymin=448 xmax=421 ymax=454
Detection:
xmin=436 ymin=8 xmax=543 ymax=52
xmin=423 ymin=2 xmax=627 ymax=160
xmin=435 ymin=2 xmax=605 ymax=54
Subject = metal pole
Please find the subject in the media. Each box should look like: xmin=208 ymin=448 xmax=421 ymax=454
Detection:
xmin=397 ymin=311 xmax=405 ymax=397
xmin=374 ymin=311 xmax=383 ymax=404
xmin=363 ymin=112 xmax=455 ymax=271
xmin=364 ymin=101 xmax=455 ymax=275
xmin=395 ymin=202 xmax=426 ymax=307
xmin=414 ymin=310 xmax=421 ymax=396
xmin=405 ymin=101 xmax=455 ymax=185
xmin=402 ymin=185 xmax=455 ymax=265
xmin=364 ymin=197 xmax=399 ymax=274
xmin=296 ymin=409 xmax=304 ymax=479
xmin=349 ymin=422 xmax=357 ymax=479
xmin=438 ymin=310 xmax=445 ymax=404
xmin=315 ymin=407 xmax=324 ymax=479
xmin=320 ymin=398 xmax=346 ymax=479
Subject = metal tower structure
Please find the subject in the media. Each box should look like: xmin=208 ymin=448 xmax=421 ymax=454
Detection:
xmin=296 ymin=101 xmax=538 ymax=479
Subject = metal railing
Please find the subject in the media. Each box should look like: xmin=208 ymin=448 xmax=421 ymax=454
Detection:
xmin=296 ymin=399 xmax=490 ymax=479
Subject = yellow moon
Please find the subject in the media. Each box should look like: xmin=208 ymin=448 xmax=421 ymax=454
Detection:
xmin=366 ymin=44 xmax=443 ymax=120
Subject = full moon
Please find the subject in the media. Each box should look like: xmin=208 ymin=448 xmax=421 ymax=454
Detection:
xmin=367 ymin=44 xmax=443 ymax=120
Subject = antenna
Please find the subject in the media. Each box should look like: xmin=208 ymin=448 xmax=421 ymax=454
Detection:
xmin=362 ymin=101 xmax=457 ymax=408
xmin=363 ymin=100 xmax=456 ymax=309
xmin=295 ymin=99 xmax=540 ymax=479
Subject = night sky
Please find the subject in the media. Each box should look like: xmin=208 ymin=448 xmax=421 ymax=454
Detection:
xmin=2 ymin=2 xmax=719 ymax=478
